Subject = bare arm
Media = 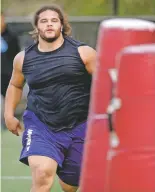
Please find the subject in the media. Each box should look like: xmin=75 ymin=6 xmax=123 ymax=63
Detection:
xmin=4 ymin=51 xmax=25 ymax=135
xmin=78 ymin=46 xmax=97 ymax=74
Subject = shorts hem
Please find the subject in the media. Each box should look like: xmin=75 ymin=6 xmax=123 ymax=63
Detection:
xmin=19 ymin=152 xmax=62 ymax=167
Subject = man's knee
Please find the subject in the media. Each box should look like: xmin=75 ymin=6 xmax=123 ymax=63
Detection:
xmin=33 ymin=166 xmax=53 ymax=184
xmin=59 ymin=179 xmax=78 ymax=192
xmin=28 ymin=156 xmax=57 ymax=191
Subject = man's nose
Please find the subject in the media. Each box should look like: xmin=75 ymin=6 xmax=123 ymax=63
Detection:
xmin=47 ymin=21 xmax=53 ymax=26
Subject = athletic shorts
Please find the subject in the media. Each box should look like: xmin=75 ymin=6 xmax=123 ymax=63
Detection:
xmin=19 ymin=110 xmax=87 ymax=186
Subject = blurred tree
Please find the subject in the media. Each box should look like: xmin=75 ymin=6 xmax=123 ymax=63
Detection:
xmin=1 ymin=0 xmax=155 ymax=16
xmin=119 ymin=0 xmax=155 ymax=15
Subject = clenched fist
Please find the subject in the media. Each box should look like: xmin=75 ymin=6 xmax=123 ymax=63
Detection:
xmin=5 ymin=116 xmax=23 ymax=136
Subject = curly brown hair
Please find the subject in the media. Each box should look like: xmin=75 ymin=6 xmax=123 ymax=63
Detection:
xmin=30 ymin=4 xmax=72 ymax=41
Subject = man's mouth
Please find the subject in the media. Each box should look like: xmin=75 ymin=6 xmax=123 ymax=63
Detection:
xmin=46 ymin=29 xmax=54 ymax=32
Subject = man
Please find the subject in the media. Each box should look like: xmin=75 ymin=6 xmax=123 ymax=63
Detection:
xmin=4 ymin=5 xmax=96 ymax=192
xmin=1 ymin=12 xmax=20 ymax=129
xmin=1 ymin=12 xmax=20 ymax=97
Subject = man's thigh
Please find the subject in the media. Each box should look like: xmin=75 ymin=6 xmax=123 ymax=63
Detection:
xmin=28 ymin=155 xmax=58 ymax=178
xmin=19 ymin=110 xmax=68 ymax=167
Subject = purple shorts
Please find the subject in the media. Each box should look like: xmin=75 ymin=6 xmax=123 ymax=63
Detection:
xmin=20 ymin=110 xmax=87 ymax=186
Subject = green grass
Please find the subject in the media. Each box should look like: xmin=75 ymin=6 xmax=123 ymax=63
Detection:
xmin=1 ymin=130 xmax=63 ymax=192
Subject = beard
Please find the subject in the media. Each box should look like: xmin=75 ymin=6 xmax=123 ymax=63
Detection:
xmin=40 ymin=35 xmax=58 ymax=42
xmin=38 ymin=28 xmax=61 ymax=43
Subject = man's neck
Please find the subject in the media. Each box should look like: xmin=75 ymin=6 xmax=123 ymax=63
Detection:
xmin=38 ymin=35 xmax=64 ymax=52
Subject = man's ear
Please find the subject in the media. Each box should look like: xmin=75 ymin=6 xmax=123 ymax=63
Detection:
xmin=35 ymin=28 xmax=38 ymax=33
xmin=61 ymin=26 xmax=63 ymax=32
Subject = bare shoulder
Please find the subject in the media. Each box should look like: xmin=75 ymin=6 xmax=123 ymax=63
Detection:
xmin=78 ymin=45 xmax=96 ymax=53
xmin=78 ymin=46 xmax=97 ymax=74
xmin=13 ymin=50 xmax=25 ymax=71
xmin=78 ymin=46 xmax=96 ymax=62
xmin=10 ymin=50 xmax=25 ymax=88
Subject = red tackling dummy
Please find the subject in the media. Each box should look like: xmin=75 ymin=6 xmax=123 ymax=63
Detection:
xmin=105 ymin=44 xmax=155 ymax=192
xmin=91 ymin=18 xmax=155 ymax=114
xmin=80 ymin=19 xmax=155 ymax=192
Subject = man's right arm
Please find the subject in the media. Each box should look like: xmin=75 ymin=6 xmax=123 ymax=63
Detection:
xmin=4 ymin=51 xmax=25 ymax=136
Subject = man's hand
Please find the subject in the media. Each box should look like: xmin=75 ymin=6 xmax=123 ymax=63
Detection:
xmin=5 ymin=116 xmax=23 ymax=136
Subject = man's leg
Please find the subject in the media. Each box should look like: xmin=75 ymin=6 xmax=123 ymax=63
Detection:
xmin=20 ymin=110 xmax=66 ymax=191
xmin=59 ymin=179 xmax=78 ymax=192
xmin=28 ymin=155 xmax=58 ymax=192
xmin=58 ymin=121 xmax=87 ymax=192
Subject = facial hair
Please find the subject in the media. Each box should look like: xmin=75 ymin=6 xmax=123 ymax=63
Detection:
xmin=38 ymin=28 xmax=61 ymax=43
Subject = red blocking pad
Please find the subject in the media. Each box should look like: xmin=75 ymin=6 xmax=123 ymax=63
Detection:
xmin=90 ymin=18 xmax=155 ymax=114
xmin=80 ymin=20 xmax=155 ymax=192
xmin=105 ymin=44 xmax=155 ymax=192
xmin=80 ymin=117 xmax=109 ymax=192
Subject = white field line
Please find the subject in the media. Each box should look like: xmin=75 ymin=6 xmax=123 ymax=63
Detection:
xmin=1 ymin=176 xmax=31 ymax=180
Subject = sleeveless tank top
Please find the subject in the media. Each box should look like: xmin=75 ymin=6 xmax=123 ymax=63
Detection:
xmin=22 ymin=36 xmax=92 ymax=131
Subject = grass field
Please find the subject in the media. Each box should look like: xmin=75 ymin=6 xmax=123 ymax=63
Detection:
xmin=1 ymin=129 xmax=64 ymax=192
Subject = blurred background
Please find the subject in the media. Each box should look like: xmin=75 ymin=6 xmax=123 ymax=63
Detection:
xmin=1 ymin=0 xmax=155 ymax=191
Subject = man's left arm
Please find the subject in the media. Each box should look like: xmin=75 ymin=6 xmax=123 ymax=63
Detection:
xmin=78 ymin=46 xmax=97 ymax=74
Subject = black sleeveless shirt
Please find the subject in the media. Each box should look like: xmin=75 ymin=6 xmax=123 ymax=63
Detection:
xmin=22 ymin=36 xmax=92 ymax=131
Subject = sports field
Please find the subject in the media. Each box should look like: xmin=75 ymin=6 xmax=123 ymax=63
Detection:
xmin=1 ymin=130 xmax=64 ymax=192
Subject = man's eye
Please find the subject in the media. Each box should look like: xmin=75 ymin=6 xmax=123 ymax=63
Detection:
xmin=52 ymin=19 xmax=58 ymax=22
xmin=41 ymin=20 xmax=47 ymax=23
